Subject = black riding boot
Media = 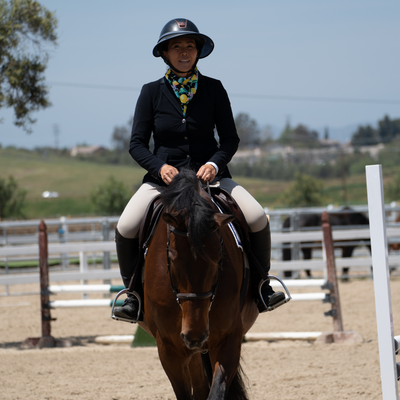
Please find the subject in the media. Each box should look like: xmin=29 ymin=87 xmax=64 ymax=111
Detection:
xmin=113 ymin=228 xmax=140 ymax=321
xmin=249 ymin=223 xmax=286 ymax=313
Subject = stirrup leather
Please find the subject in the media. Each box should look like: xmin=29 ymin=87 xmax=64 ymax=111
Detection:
xmin=258 ymin=275 xmax=292 ymax=312
xmin=111 ymin=289 xmax=142 ymax=323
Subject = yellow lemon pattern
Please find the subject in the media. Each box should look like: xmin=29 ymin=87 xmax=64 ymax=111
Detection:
xmin=165 ymin=68 xmax=199 ymax=116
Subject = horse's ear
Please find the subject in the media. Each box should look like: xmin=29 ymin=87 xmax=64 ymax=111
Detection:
xmin=163 ymin=212 xmax=178 ymax=227
xmin=213 ymin=213 xmax=235 ymax=227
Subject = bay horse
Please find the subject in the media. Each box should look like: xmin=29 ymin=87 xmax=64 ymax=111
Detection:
xmin=282 ymin=207 xmax=370 ymax=279
xmin=137 ymin=169 xmax=259 ymax=400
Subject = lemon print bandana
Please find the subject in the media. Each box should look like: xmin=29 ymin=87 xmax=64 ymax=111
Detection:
xmin=165 ymin=68 xmax=199 ymax=115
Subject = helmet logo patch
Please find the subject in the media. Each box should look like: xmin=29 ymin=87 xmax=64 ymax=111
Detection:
xmin=176 ymin=19 xmax=187 ymax=28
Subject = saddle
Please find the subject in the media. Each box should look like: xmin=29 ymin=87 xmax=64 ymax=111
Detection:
xmin=130 ymin=187 xmax=263 ymax=312
xmin=212 ymin=188 xmax=275 ymax=274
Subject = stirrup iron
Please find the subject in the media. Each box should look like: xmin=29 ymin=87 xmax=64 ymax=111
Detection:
xmin=258 ymin=275 xmax=292 ymax=312
xmin=111 ymin=288 xmax=142 ymax=323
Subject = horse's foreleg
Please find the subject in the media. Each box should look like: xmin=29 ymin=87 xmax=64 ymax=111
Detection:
xmin=207 ymin=362 xmax=228 ymax=400
xmin=157 ymin=340 xmax=193 ymax=400
xmin=189 ymin=353 xmax=210 ymax=400
xmin=207 ymin=334 xmax=245 ymax=400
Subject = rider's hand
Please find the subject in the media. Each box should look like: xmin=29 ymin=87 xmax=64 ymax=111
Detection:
xmin=196 ymin=164 xmax=216 ymax=183
xmin=160 ymin=164 xmax=179 ymax=185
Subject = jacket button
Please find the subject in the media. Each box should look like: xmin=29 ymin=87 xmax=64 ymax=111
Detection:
xmin=186 ymin=155 xmax=190 ymax=159
xmin=182 ymin=119 xmax=186 ymax=124
xmin=184 ymin=136 xmax=188 ymax=140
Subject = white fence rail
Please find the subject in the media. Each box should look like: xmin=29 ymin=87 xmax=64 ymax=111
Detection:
xmin=2 ymin=226 xmax=400 ymax=290
xmin=0 ymin=241 xmax=117 ymax=289
xmin=0 ymin=216 xmax=119 ymax=246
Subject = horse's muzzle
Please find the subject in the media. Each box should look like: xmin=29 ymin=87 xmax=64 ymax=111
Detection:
xmin=181 ymin=331 xmax=209 ymax=350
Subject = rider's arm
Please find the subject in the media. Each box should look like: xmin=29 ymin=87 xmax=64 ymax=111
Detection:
xmin=129 ymin=82 xmax=166 ymax=178
xmin=206 ymin=79 xmax=239 ymax=174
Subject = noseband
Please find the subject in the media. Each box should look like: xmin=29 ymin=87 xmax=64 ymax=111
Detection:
xmin=166 ymin=224 xmax=222 ymax=311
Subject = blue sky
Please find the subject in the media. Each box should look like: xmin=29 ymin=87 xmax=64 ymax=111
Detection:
xmin=1 ymin=0 xmax=399 ymax=149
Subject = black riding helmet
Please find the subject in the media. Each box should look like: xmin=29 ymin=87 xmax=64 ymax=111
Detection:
xmin=153 ymin=18 xmax=214 ymax=59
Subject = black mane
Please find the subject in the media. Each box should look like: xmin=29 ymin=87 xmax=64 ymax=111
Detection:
xmin=160 ymin=169 xmax=216 ymax=256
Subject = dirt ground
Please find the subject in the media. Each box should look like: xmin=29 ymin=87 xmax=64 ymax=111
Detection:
xmin=1 ymin=272 xmax=400 ymax=400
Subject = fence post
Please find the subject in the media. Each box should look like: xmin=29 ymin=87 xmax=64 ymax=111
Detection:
xmin=4 ymin=257 xmax=9 ymax=296
xmin=366 ymin=164 xmax=399 ymax=400
xmin=321 ymin=211 xmax=344 ymax=332
xmin=59 ymin=216 xmax=69 ymax=270
xmin=102 ymin=218 xmax=111 ymax=288
xmin=38 ymin=220 xmax=55 ymax=348
xmin=315 ymin=211 xmax=363 ymax=343
xmin=22 ymin=220 xmax=72 ymax=349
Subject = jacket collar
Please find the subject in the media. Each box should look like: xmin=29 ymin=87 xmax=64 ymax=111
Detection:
xmin=160 ymin=73 xmax=203 ymax=117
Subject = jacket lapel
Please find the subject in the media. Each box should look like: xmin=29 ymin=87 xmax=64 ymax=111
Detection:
xmin=185 ymin=72 xmax=203 ymax=118
xmin=160 ymin=77 xmax=183 ymax=115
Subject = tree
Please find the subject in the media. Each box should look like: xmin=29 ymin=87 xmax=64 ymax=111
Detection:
xmin=278 ymin=119 xmax=293 ymax=146
xmin=378 ymin=115 xmax=400 ymax=143
xmin=111 ymin=125 xmax=131 ymax=153
xmin=111 ymin=117 xmax=133 ymax=153
xmin=350 ymin=115 xmax=400 ymax=146
xmin=259 ymin=125 xmax=274 ymax=145
xmin=377 ymin=136 xmax=400 ymax=168
xmin=0 ymin=0 xmax=58 ymax=132
xmin=324 ymin=126 xmax=329 ymax=140
xmin=279 ymin=123 xmax=319 ymax=148
xmin=385 ymin=171 xmax=400 ymax=202
xmin=292 ymin=124 xmax=319 ymax=147
xmin=234 ymin=113 xmax=260 ymax=148
xmin=279 ymin=172 xmax=325 ymax=207
xmin=111 ymin=124 xmax=130 ymax=153
xmin=350 ymin=124 xmax=379 ymax=146
xmin=90 ymin=176 xmax=132 ymax=216
xmin=0 ymin=175 xmax=27 ymax=220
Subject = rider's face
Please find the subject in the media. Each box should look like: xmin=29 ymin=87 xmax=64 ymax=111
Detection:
xmin=163 ymin=37 xmax=198 ymax=77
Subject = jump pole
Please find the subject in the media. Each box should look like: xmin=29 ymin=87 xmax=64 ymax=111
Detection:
xmin=366 ymin=165 xmax=399 ymax=400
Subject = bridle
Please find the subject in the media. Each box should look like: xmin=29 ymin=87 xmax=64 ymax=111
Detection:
xmin=166 ymin=223 xmax=223 ymax=312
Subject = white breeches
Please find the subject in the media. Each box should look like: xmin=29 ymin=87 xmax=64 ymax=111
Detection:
xmin=117 ymin=178 xmax=268 ymax=239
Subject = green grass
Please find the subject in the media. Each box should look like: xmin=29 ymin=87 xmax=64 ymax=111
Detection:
xmin=0 ymin=148 xmax=144 ymax=218
xmin=324 ymin=182 xmax=369 ymax=206
xmin=27 ymin=197 xmax=94 ymax=218
xmin=0 ymin=147 xmax=375 ymax=219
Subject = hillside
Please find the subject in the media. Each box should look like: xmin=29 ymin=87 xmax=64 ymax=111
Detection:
xmin=0 ymin=149 xmax=144 ymax=218
xmin=0 ymin=148 xmax=372 ymax=219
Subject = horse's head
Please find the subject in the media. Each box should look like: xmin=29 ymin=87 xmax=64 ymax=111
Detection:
xmin=161 ymin=169 xmax=234 ymax=350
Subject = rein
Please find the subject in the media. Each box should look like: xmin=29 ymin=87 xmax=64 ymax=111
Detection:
xmin=166 ymin=222 xmax=222 ymax=311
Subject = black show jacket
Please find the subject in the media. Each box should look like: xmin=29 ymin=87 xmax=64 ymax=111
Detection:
xmin=129 ymin=73 xmax=240 ymax=186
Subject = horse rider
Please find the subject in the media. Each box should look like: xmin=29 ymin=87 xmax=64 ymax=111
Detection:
xmin=113 ymin=18 xmax=285 ymax=320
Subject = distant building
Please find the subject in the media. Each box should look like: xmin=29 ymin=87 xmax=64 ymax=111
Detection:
xmin=232 ymin=147 xmax=262 ymax=161
xmin=345 ymin=142 xmax=384 ymax=160
xmin=70 ymin=145 xmax=107 ymax=157
xmin=318 ymin=139 xmax=341 ymax=149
